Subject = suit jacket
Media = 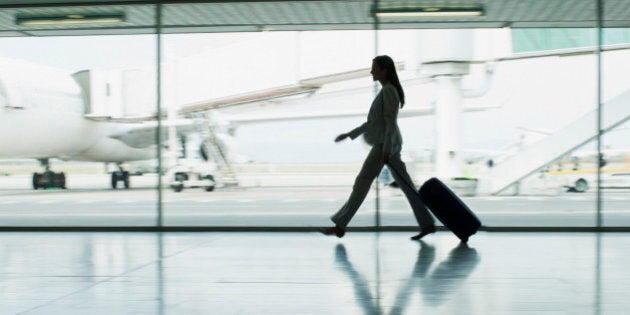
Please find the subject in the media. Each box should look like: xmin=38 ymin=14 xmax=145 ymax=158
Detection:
xmin=347 ymin=83 xmax=402 ymax=154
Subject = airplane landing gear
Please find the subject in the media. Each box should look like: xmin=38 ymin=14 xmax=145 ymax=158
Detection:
xmin=111 ymin=164 xmax=130 ymax=189
xmin=32 ymin=171 xmax=66 ymax=190
xmin=33 ymin=159 xmax=66 ymax=190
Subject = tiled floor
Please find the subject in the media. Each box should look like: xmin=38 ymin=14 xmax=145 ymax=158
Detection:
xmin=1 ymin=231 xmax=629 ymax=314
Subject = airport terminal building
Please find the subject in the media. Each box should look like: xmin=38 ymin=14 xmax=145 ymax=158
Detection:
xmin=1 ymin=0 xmax=629 ymax=313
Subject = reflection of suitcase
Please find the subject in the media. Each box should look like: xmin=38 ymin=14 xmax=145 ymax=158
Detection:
xmin=387 ymin=164 xmax=481 ymax=243
xmin=418 ymin=178 xmax=481 ymax=243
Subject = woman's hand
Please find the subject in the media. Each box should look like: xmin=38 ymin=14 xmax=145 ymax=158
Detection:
xmin=335 ymin=133 xmax=349 ymax=142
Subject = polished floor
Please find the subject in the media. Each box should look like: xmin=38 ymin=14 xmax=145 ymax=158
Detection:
xmin=1 ymin=232 xmax=629 ymax=314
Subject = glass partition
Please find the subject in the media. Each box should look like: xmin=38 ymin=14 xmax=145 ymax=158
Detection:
xmin=0 ymin=5 xmax=159 ymax=226
xmin=0 ymin=0 xmax=619 ymax=229
xmin=377 ymin=28 xmax=598 ymax=227
xmin=160 ymin=30 xmax=380 ymax=227
xmin=601 ymin=27 xmax=630 ymax=227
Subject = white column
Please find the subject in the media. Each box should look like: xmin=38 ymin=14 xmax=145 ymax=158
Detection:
xmin=434 ymin=74 xmax=464 ymax=179
xmin=415 ymin=30 xmax=474 ymax=180
xmin=421 ymin=62 xmax=469 ymax=179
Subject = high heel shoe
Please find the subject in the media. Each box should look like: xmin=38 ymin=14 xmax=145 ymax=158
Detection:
xmin=410 ymin=225 xmax=436 ymax=240
xmin=320 ymin=226 xmax=345 ymax=238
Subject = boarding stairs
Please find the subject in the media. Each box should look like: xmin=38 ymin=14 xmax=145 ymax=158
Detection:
xmin=488 ymin=89 xmax=630 ymax=195
xmin=202 ymin=125 xmax=239 ymax=187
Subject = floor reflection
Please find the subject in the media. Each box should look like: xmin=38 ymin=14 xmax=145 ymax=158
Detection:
xmin=6 ymin=232 xmax=623 ymax=314
xmin=335 ymin=241 xmax=480 ymax=314
xmin=335 ymin=244 xmax=382 ymax=315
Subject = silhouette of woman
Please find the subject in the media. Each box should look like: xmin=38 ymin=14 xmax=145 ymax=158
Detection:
xmin=322 ymin=55 xmax=436 ymax=240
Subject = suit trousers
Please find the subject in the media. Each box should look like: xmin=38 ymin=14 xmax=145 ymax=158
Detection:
xmin=331 ymin=145 xmax=435 ymax=230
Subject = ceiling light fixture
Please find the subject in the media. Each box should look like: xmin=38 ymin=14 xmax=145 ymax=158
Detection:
xmin=16 ymin=13 xmax=125 ymax=26
xmin=373 ymin=4 xmax=484 ymax=18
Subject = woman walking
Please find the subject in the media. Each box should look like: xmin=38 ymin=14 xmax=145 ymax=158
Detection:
xmin=321 ymin=55 xmax=436 ymax=240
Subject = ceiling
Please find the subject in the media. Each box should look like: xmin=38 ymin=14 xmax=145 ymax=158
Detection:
xmin=1 ymin=0 xmax=629 ymax=37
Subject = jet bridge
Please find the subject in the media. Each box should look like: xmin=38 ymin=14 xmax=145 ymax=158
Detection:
xmin=487 ymin=89 xmax=630 ymax=195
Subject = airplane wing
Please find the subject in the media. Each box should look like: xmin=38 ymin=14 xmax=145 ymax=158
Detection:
xmin=108 ymin=119 xmax=200 ymax=149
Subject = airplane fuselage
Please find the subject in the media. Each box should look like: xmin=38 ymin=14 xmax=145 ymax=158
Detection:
xmin=0 ymin=58 xmax=154 ymax=163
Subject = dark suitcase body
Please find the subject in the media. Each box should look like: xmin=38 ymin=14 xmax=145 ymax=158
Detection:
xmin=418 ymin=178 xmax=481 ymax=243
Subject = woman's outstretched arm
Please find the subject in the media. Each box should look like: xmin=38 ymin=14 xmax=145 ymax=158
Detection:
xmin=336 ymin=122 xmax=367 ymax=142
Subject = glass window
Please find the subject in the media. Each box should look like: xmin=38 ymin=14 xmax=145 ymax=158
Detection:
xmin=378 ymin=28 xmax=598 ymax=228
xmin=0 ymin=0 xmax=616 ymax=229
xmin=0 ymin=5 xmax=159 ymax=227
xmin=160 ymin=30 xmax=380 ymax=227
xmin=601 ymin=26 xmax=630 ymax=226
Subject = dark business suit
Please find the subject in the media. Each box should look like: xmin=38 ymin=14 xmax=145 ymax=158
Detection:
xmin=331 ymin=83 xmax=435 ymax=229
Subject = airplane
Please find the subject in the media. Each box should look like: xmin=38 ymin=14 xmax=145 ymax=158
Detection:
xmin=0 ymin=58 xmax=159 ymax=190
xmin=0 ymin=57 xmax=293 ymax=190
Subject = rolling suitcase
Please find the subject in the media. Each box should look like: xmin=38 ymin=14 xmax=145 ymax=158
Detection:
xmin=387 ymin=164 xmax=481 ymax=243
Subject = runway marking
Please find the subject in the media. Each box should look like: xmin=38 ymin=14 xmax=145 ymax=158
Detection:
xmin=169 ymin=198 xmax=346 ymax=204
xmin=471 ymin=196 xmax=597 ymax=202
xmin=1 ymin=191 xmax=629 ymax=208
xmin=163 ymin=199 xmax=183 ymax=203
xmin=282 ymin=199 xmax=308 ymax=203
xmin=192 ymin=199 xmax=217 ymax=203
xmin=0 ymin=213 xmax=154 ymax=217
xmin=38 ymin=200 xmax=60 ymax=204
xmin=116 ymin=200 xmax=137 ymax=204
xmin=606 ymin=197 xmax=630 ymax=201
xmin=235 ymin=199 xmax=254 ymax=203
xmin=565 ymin=197 xmax=590 ymax=201
xmin=282 ymin=198 xmax=342 ymax=203
xmin=476 ymin=197 xmax=505 ymax=201
xmin=0 ymin=208 xmax=629 ymax=217
xmin=77 ymin=200 xmax=98 ymax=204
xmin=523 ymin=197 xmax=546 ymax=201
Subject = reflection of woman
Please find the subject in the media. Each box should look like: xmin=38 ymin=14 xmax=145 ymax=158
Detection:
xmin=334 ymin=242 xmax=480 ymax=313
xmin=321 ymin=55 xmax=436 ymax=240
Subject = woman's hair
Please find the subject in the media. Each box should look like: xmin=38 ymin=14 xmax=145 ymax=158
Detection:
xmin=373 ymin=55 xmax=405 ymax=108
